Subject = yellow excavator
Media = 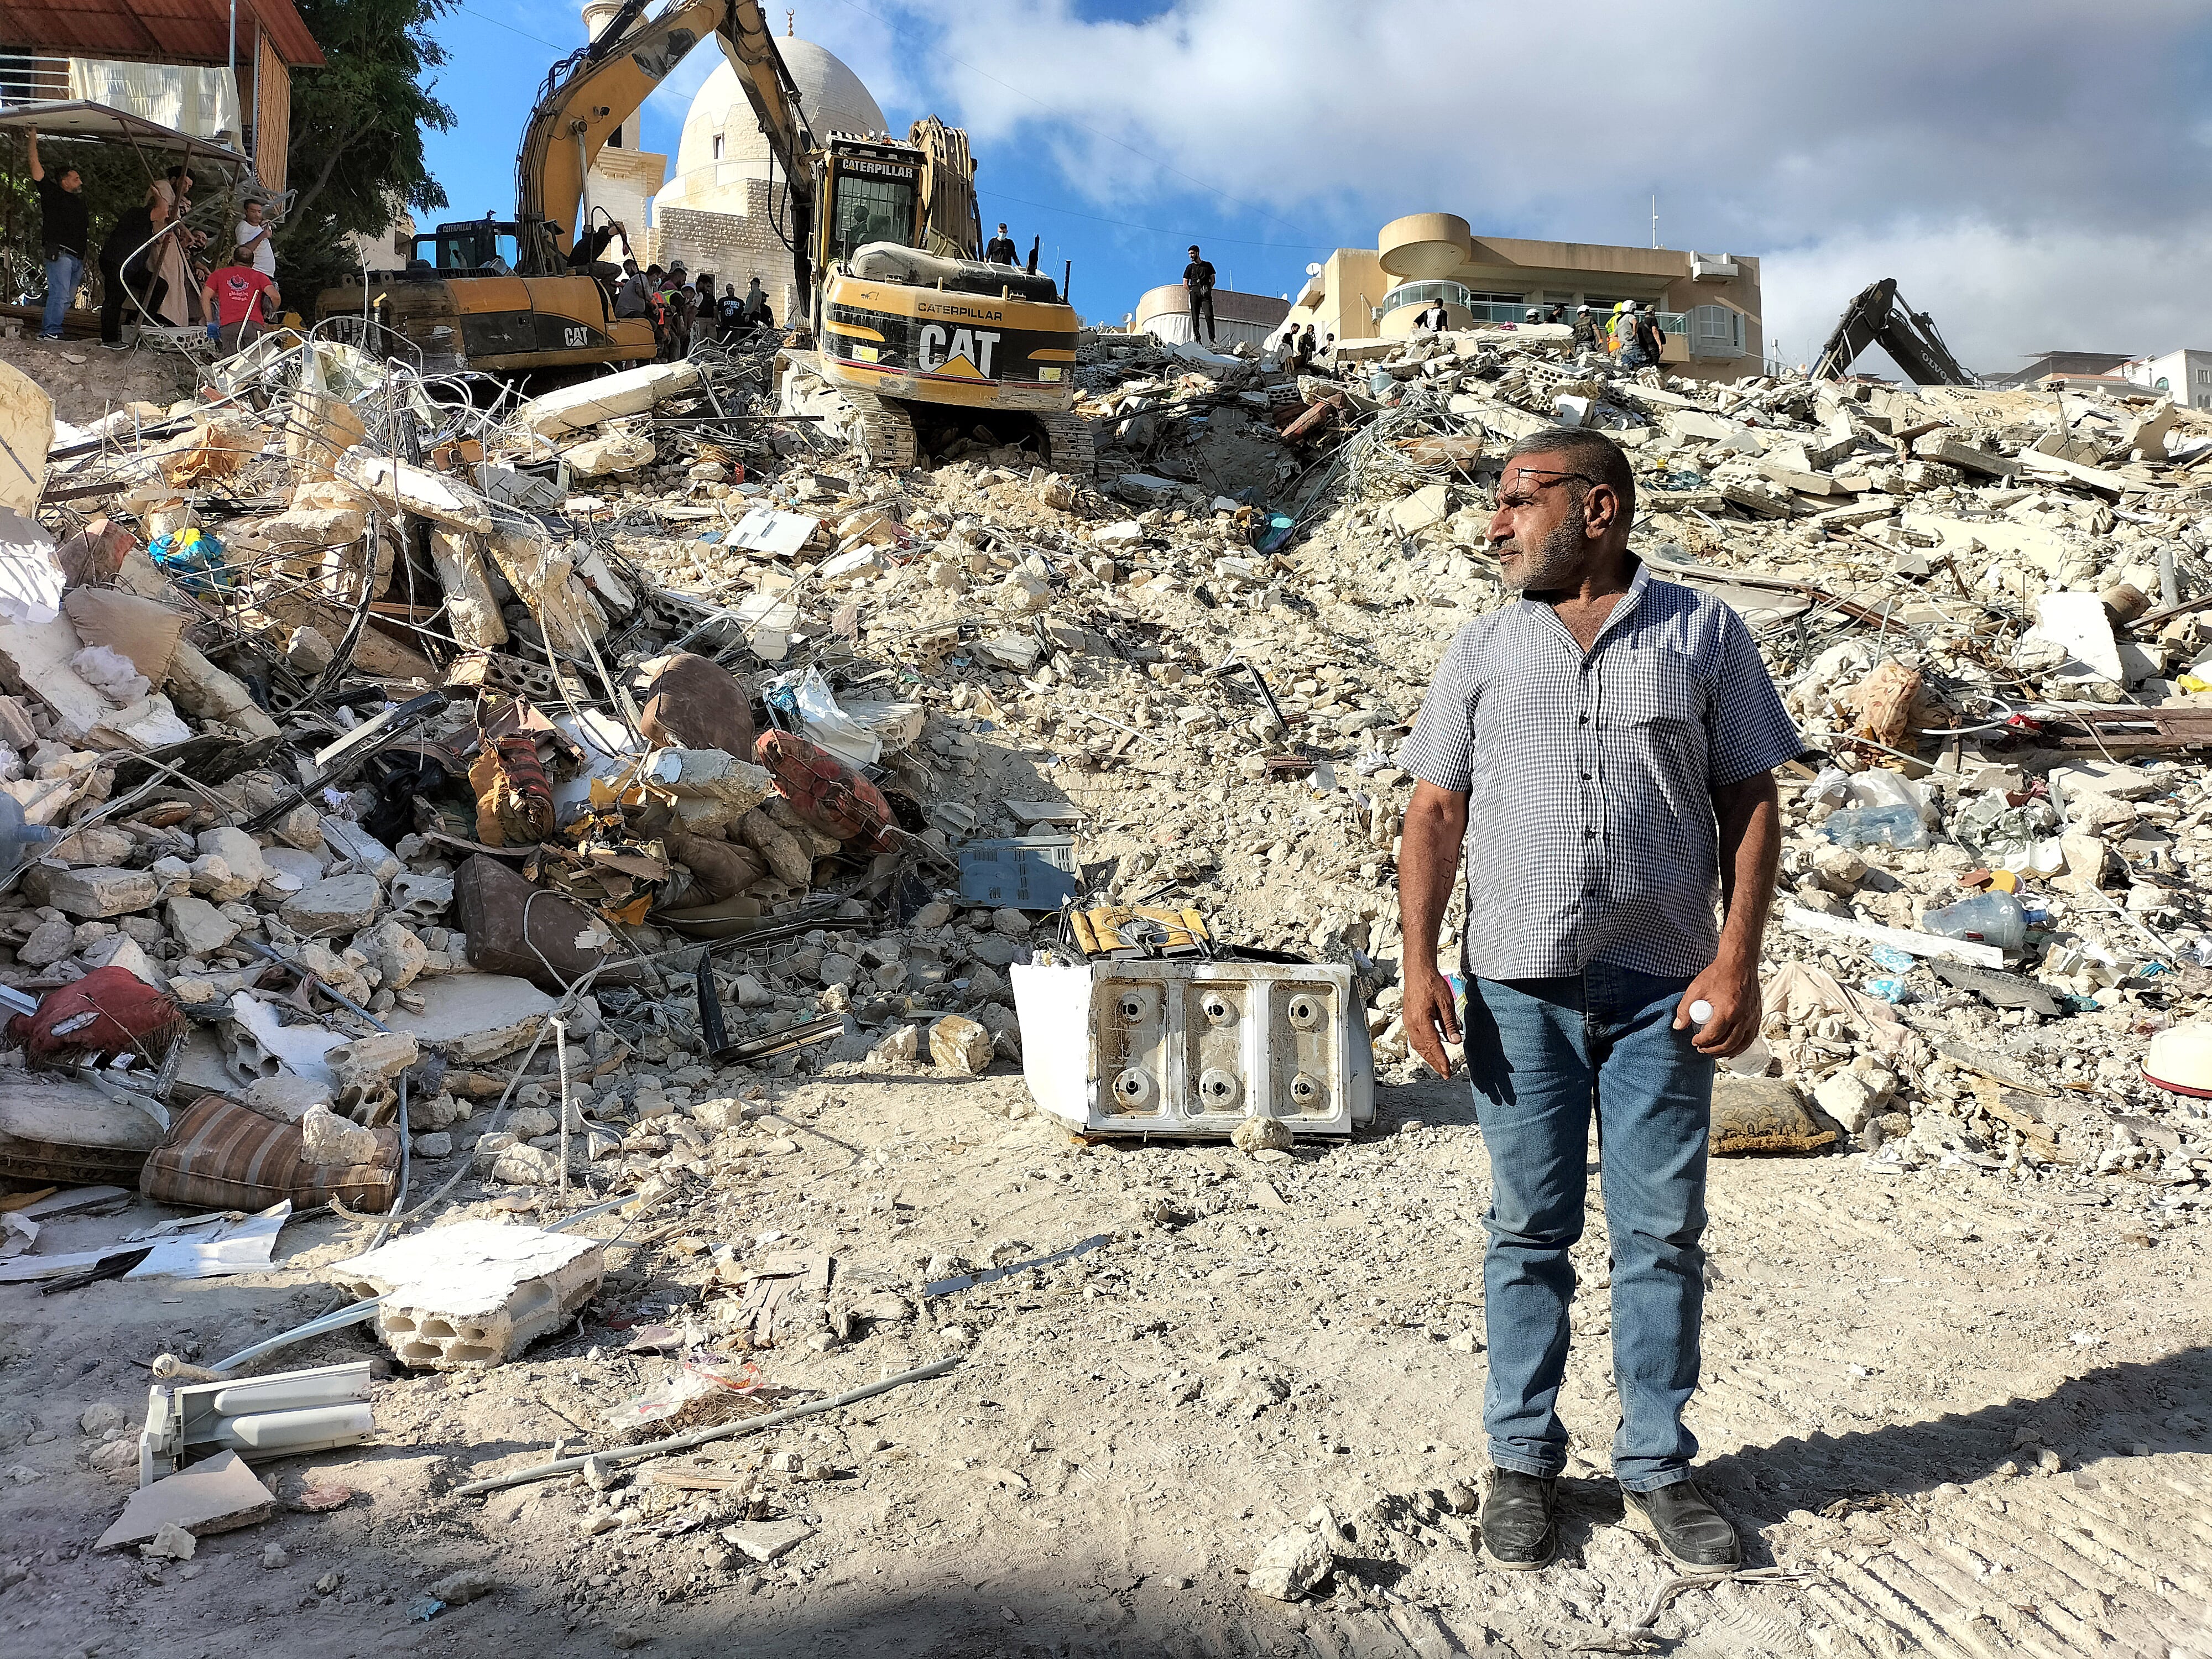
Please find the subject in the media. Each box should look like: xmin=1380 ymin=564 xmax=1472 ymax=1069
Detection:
xmin=316 ymin=0 xmax=1088 ymax=473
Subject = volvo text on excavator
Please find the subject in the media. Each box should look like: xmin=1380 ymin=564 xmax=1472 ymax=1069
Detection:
xmin=1812 ymin=278 xmax=1976 ymax=387
xmin=315 ymin=0 xmax=1089 ymax=473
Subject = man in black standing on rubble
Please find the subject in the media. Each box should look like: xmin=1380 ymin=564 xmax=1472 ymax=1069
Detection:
xmin=1182 ymin=244 xmax=1217 ymax=347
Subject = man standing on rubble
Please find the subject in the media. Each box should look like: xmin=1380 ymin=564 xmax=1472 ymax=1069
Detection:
xmin=1182 ymin=244 xmax=1217 ymax=346
xmin=1416 ymin=295 xmax=1451 ymax=333
xmin=1397 ymin=426 xmax=1798 ymax=1576
xmin=235 ymin=199 xmax=277 ymax=281
xmin=25 ymin=129 xmax=87 ymax=342
xmin=739 ymin=275 xmax=774 ymax=346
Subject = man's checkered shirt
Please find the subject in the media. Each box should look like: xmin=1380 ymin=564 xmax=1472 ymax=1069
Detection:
xmin=1399 ymin=565 xmax=1803 ymax=982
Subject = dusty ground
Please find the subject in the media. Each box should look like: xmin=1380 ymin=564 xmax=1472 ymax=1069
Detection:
xmin=1 ymin=332 xmax=196 ymax=426
xmin=3 ymin=1063 xmax=2204 ymax=1659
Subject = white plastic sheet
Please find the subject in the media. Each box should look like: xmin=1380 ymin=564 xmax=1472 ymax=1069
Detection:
xmin=0 ymin=1201 xmax=290 ymax=1283
xmin=765 ymin=667 xmax=881 ymax=768
xmin=0 ymin=507 xmax=66 ymax=627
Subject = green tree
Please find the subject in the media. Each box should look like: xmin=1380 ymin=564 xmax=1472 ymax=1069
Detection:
xmin=275 ymin=0 xmax=457 ymax=296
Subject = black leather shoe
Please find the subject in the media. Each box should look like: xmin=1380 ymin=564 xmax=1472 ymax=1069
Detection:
xmin=1621 ymin=1479 xmax=1741 ymax=1574
xmin=1479 ymin=1469 xmax=1557 ymax=1571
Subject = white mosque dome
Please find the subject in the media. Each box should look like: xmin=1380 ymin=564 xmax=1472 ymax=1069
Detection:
xmin=669 ymin=38 xmax=885 ymax=189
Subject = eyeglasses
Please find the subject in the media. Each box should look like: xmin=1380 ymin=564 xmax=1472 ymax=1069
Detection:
xmin=1494 ymin=470 xmax=1599 ymax=512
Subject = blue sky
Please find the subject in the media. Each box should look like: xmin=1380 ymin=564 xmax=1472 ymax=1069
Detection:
xmin=421 ymin=0 xmax=1366 ymax=322
xmin=419 ymin=1 xmax=2212 ymax=374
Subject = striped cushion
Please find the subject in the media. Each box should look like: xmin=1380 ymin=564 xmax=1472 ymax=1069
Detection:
xmin=140 ymin=1095 xmax=399 ymax=1212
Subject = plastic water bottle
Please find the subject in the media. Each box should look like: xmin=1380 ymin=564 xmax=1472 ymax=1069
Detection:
xmin=1921 ymin=890 xmax=2026 ymax=951
xmin=1821 ymin=805 xmax=1931 ymax=851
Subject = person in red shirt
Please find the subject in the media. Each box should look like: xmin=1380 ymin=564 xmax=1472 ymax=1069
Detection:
xmin=199 ymin=246 xmax=281 ymax=348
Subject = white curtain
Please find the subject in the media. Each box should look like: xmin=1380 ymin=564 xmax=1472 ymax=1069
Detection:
xmin=67 ymin=60 xmax=242 ymax=143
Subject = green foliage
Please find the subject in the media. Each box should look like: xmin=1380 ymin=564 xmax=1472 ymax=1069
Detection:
xmin=275 ymin=0 xmax=457 ymax=298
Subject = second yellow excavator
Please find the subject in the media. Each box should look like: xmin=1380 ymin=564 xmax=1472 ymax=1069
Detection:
xmin=317 ymin=0 xmax=1089 ymax=473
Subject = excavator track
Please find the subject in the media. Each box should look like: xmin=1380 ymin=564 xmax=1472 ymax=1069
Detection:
xmin=845 ymin=390 xmax=918 ymax=472
xmin=1039 ymin=410 xmax=1097 ymax=481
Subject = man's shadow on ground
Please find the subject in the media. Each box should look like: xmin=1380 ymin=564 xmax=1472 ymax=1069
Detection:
xmin=1550 ymin=1344 xmax=2212 ymax=1568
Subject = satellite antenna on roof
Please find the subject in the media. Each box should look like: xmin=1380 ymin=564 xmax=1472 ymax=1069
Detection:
xmin=1305 ymin=262 xmax=1322 ymax=276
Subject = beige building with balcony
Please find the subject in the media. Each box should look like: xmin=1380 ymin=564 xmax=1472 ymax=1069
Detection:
xmin=1289 ymin=212 xmax=1762 ymax=382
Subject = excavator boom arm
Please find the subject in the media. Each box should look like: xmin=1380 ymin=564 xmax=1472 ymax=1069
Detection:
xmin=1813 ymin=277 xmax=1975 ymax=386
xmin=514 ymin=0 xmax=812 ymax=267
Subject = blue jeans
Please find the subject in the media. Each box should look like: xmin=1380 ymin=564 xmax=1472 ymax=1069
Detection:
xmin=43 ymin=251 xmax=83 ymax=338
xmin=1464 ymin=963 xmax=1713 ymax=1491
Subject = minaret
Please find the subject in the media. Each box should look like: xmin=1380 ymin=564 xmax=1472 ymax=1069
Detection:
xmin=573 ymin=0 xmax=670 ymax=263
xmin=582 ymin=1 xmax=633 ymax=148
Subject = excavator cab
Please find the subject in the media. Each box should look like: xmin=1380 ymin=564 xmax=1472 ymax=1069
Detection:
xmin=823 ymin=145 xmax=922 ymax=268
xmin=419 ymin=221 xmax=525 ymax=276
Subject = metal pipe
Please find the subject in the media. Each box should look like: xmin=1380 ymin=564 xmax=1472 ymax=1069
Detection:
xmin=450 ymin=1357 xmax=962 ymax=1497
xmin=554 ymin=1016 xmax=571 ymax=1196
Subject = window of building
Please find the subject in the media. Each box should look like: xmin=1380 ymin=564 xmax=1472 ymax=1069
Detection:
xmin=1465 ymin=291 xmax=1525 ymax=306
xmin=1687 ymin=303 xmax=1746 ymax=358
xmin=1378 ymin=280 xmax=1474 ymax=319
xmin=2198 ymin=367 xmax=2211 ymax=385
xmin=2156 ymin=375 xmax=2171 ymax=392
xmin=712 ymin=134 xmax=724 ymax=160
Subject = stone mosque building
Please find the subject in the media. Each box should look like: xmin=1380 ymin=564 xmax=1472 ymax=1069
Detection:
xmin=579 ymin=4 xmax=886 ymax=326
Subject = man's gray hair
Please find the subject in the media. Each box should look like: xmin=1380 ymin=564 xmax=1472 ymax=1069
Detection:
xmin=1502 ymin=427 xmax=1635 ymax=524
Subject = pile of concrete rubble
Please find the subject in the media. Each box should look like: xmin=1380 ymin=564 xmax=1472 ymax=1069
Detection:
xmin=0 ymin=306 xmax=2206 ymax=1582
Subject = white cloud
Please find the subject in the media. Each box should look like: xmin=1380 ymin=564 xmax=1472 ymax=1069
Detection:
xmin=1761 ymin=221 xmax=2212 ymax=379
xmin=845 ymin=0 xmax=2212 ymax=363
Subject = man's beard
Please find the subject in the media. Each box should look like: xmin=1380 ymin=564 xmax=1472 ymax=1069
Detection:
xmin=1495 ymin=513 xmax=1587 ymax=593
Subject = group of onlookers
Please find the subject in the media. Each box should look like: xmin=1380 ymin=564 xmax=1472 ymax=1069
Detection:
xmin=1406 ymin=291 xmax=1670 ymax=368
xmin=29 ymin=126 xmax=284 ymax=349
xmin=1269 ymin=319 xmax=1333 ymax=374
xmin=613 ymin=259 xmax=778 ymax=359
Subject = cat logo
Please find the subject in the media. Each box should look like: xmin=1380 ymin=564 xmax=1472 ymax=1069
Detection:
xmin=917 ymin=323 xmax=1000 ymax=378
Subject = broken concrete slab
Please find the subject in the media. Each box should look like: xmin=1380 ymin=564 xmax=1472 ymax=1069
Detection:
xmin=280 ymin=872 xmax=382 ymax=933
xmin=721 ymin=1518 xmax=817 ymax=1564
xmin=1911 ymin=432 xmax=2020 ymax=478
xmin=1387 ymin=484 xmax=1450 ymax=535
xmin=327 ymin=1219 xmax=605 ymax=1369
xmin=95 ymin=1450 xmax=274 ymax=1550
xmin=165 ymin=894 xmax=239 ymax=956
xmin=2020 ymin=448 xmax=2125 ymax=498
xmin=516 ymin=361 xmax=703 ymax=437
xmin=336 ymin=451 xmax=493 ymax=533
xmin=27 ymin=864 xmax=158 ymax=919
xmin=386 ymin=974 xmax=556 ymax=1063
xmin=0 ymin=613 xmax=118 ymax=742
xmin=1901 ymin=513 xmax=2070 ymax=575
